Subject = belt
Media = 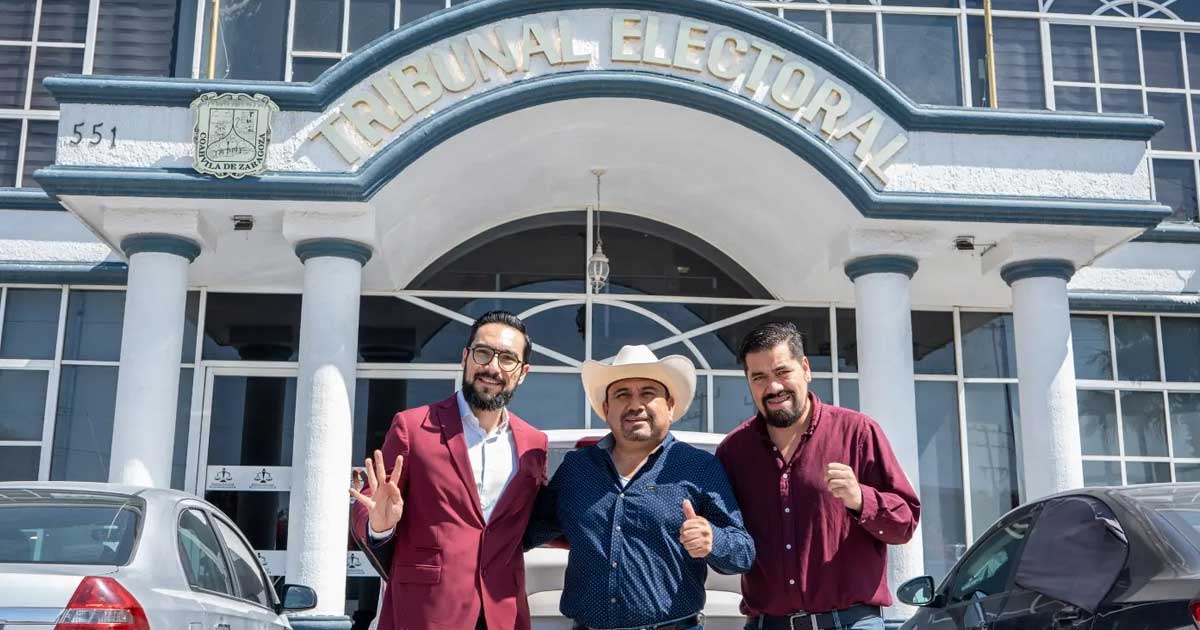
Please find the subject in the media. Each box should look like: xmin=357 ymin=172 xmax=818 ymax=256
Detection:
xmin=751 ymin=605 xmax=881 ymax=630
xmin=573 ymin=614 xmax=701 ymax=630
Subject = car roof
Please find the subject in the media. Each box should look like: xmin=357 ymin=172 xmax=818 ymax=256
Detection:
xmin=0 ymin=481 xmax=199 ymax=504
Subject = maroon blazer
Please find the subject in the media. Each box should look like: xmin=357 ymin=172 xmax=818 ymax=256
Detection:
xmin=352 ymin=394 xmax=548 ymax=630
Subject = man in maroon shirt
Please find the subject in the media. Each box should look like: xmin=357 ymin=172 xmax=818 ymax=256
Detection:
xmin=715 ymin=322 xmax=920 ymax=630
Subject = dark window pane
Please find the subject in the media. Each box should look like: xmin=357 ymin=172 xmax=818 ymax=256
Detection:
xmin=1121 ymin=391 xmax=1168 ymax=457
xmin=1176 ymin=463 xmax=1200 ymax=482
xmin=294 ymin=0 xmax=343 ymax=52
xmin=0 ymin=446 xmax=39 ymax=480
xmin=961 ymin=312 xmax=1018 ymax=378
xmin=203 ymin=293 xmax=301 ymax=361
xmin=966 ymin=0 xmax=1038 ymax=8
xmin=1169 ymin=3 xmax=1200 ymax=22
xmin=291 ymin=56 xmax=338 ymax=82
xmin=1153 ymin=159 xmax=1198 ymax=222
xmin=1 ymin=288 xmax=60 ymax=360
xmin=400 ymin=0 xmax=443 ymax=25
xmin=93 ymin=0 xmax=179 ymax=77
xmin=1189 ymin=34 xmax=1200 ymax=87
xmin=1083 ymin=461 xmax=1120 ymax=487
xmin=912 ymin=311 xmax=955 ymax=375
xmin=202 ymin=1 xmax=288 ymax=80
xmin=785 ymin=10 xmax=826 ymax=37
xmin=38 ymin=0 xmax=88 ymax=42
xmin=705 ymin=306 xmax=831 ymax=372
xmin=965 ymin=383 xmax=1020 ymax=539
xmin=1096 ymin=27 xmax=1140 ymax=84
xmin=1045 ymin=0 xmax=1102 ymax=13
xmin=1147 ymin=93 xmax=1190 ymax=152
xmin=1 ymin=0 xmax=37 ymax=40
xmin=832 ymin=12 xmax=877 ymax=70
xmin=993 ymin=18 xmax=1045 ymax=109
xmin=1143 ymin=30 xmax=1185 ymax=88
xmin=177 ymin=510 xmax=234 ymax=593
xmin=714 ymin=375 xmax=754 ymax=433
xmin=1055 ymin=86 xmax=1097 ymax=112
xmin=21 ymin=120 xmax=56 ymax=187
xmin=838 ymin=378 xmax=859 ymax=411
xmin=1100 ymin=88 xmax=1142 ymax=114
xmin=63 ymin=290 xmax=124 ymax=362
xmin=181 ymin=292 xmax=199 ymax=364
xmin=0 ymin=47 xmax=32 ymax=109
xmin=0 ymin=370 xmax=47 ymax=441
xmin=915 ymin=381 xmax=966 ymax=582
xmin=810 ymin=378 xmax=833 ymax=408
xmin=1114 ymin=316 xmax=1161 ymax=381
xmin=1051 ymin=24 xmax=1094 ymax=82
xmin=1077 ymin=389 xmax=1118 ymax=456
xmin=354 ymin=377 xmax=455 ymax=462
xmin=350 ymin=0 xmax=393 ymax=50
xmin=171 ymin=369 xmax=192 ymax=491
xmin=883 ymin=0 xmax=956 ymax=5
xmin=358 ymin=295 xmax=470 ymax=364
xmin=50 ymin=365 xmax=118 ymax=482
xmin=1162 ymin=318 xmax=1200 ymax=381
xmin=1169 ymin=393 xmax=1200 ymax=459
xmin=836 ymin=308 xmax=857 ymax=372
xmin=884 ymin=15 xmax=961 ymax=106
xmin=0 ymin=120 xmax=19 ymax=187
xmin=1126 ymin=461 xmax=1171 ymax=485
xmin=1071 ymin=315 xmax=1112 ymax=380
xmin=31 ymin=46 xmax=84 ymax=109
xmin=207 ymin=376 xmax=297 ymax=467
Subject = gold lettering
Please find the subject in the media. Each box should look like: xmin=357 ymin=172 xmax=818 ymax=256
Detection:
xmin=370 ymin=75 xmax=415 ymax=122
xmin=431 ymin=45 xmax=476 ymax=92
xmin=707 ymin=31 xmax=748 ymax=80
xmin=769 ymin=61 xmax=815 ymax=110
xmin=744 ymin=41 xmax=785 ymax=95
xmin=342 ymin=90 xmax=402 ymax=145
xmin=641 ymin=16 xmax=673 ymax=66
xmin=395 ymin=55 xmax=445 ymax=111
xmin=611 ymin=14 xmax=643 ymax=62
xmin=520 ymin=20 xmax=562 ymax=68
xmin=310 ymin=111 xmax=366 ymax=164
xmin=833 ymin=110 xmax=884 ymax=162
xmin=671 ymin=20 xmax=708 ymax=72
xmin=865 ymin=134 xmax=907 ymax=184
xmin=467 ymin=28 xmax=518 ymax=79
xmin=558 ymin=17 xmax=591 ymax=63
xmin=801 ymin=79 xmax=852 ymax=136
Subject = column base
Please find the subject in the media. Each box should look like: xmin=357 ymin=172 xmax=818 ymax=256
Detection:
xmin=286 ymin=614 xmax=353 ymax=630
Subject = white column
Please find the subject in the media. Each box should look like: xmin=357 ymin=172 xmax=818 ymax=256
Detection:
xmin=285 ymin=239 xmax=370 ymax=624
xmin=109 ymin=235 xmax=198 ymax=488
xmin=844 ymin=255 xmax=923 ymax=619
xmin=1002 ymin=259 xmax=1083 ymax=499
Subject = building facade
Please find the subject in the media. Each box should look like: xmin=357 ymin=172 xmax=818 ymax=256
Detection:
xmin=1 ymin=0 xmax=1199 ymax=626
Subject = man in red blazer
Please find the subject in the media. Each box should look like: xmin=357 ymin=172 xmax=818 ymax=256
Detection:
xmin=350 ymin=311 xmax=548 ymax=630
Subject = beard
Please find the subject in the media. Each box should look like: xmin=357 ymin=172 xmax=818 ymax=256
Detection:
xmin=462 ymin=370 xmax=518 ymax=411
xmin=619 ymin=410 xmax=659 ymax=441
xmin=759 ymin=391 xmax=804 ymax=428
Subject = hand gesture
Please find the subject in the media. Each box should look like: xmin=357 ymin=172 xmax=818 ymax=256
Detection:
xmin=349 ymin=449 xmax=405 ymax=534
xmin=825 ymin=463 xmax=863 ymax=512
xmin=679 ymin=499 xmax=713 ymax=558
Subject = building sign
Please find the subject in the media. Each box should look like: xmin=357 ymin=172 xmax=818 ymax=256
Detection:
xmin=205 ymin=465 xmax=292 ymax=492
xmin=191 ymin=92 xmax=277 ymax=178
xmin=307 ymin=10 xmax=908 ymax=184
xmin=253 ymin=550 xmax=380 ymax=578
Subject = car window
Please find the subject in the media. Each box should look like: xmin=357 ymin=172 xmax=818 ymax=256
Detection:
xmin=0 ymin=500 xmax=140 ymax=565
xmin=947 ymin=511 xmax=1037 ymax=604
xmin=178 ymin=509 xmax=235 ymax=596
xmin=210 ymin=516 xmax=273 ymax=608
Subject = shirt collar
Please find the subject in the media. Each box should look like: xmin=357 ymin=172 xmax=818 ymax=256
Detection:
xmin=597 ymin=431 xmax=675 ymax=453
xmin=456 ymin=390 xmax=509 ymax=438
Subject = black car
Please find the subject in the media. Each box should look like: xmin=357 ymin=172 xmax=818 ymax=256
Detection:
xmin=896 ymin=483 xmax=1200 ymax=630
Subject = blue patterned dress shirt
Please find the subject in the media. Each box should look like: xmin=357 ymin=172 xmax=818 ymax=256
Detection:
xmin=524 ymin=433 xmax=755 ymax=629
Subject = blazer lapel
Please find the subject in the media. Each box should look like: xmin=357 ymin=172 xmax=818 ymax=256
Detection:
xmin=433 ymin=396 xmax=485 ymax=525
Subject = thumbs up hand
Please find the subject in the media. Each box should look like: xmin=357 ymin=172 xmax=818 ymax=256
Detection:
xmin=679 ymin=499 xmax=713 ymax=558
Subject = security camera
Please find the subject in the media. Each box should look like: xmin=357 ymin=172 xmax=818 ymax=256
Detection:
xmin=232 ymin=215 xmax=254 ymax=231
xmin=954 ymin=235 xmax=975 ymax=251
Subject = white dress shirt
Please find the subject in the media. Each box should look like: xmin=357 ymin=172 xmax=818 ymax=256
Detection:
xmin=370 ymin=391 xmax=518 ymax=539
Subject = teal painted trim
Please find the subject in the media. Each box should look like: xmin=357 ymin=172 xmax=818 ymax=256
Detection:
xmin=285 ymin=615 xmax=351 ymax=630
xmin=1134 ymin=223 xmax=1200 ymax=244
xmin=295 ymin=238 xmax=373 ymax=265
xmin=1000 ymin=258 xmax=1076 ymax=285
xmin=844 ymin=255 xmax=919 ymax=280
xmin=1069 ymin=292 xmax=1200 ymax=313
xmin=120 ymin=234 xmax=202 ymax=262
xmin=0 ymin=260 xmax=128 ymax=285
xmin=0 ymin=188 xmax=67 ymax=211
xmin=35 ymin=72 xmax=1172 ymax=229
xmin=41 ymin=0 xmax=1162 ymax=141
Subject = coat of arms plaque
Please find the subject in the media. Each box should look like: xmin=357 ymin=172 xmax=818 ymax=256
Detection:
xmin=191 ymin=92 xmax=278 ymax=178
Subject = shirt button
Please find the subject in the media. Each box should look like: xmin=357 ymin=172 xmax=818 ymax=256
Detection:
xmin=789 ymin=579 xmax=796 ymax=585
xmin=616 ymin=525 xmax=622 ymax=531
xmin=879 ymin=530 xmax=885 ymax=535
xmin=784 ymin=507 xmax=791 ymax=514
xmin=785 ymin=544 xmax=792 ymax=550
xmin=611 ymin=598 xmax=617 ymax=604
xmin=612 ymin=561 xmax=618 ymax=568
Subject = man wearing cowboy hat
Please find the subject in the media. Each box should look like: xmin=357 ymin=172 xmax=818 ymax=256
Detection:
xmin=525 ymin=345 xmax=754 ymax=630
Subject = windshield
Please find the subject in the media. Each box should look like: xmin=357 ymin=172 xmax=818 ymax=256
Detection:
xmin=0 ymin=495 xmax=142 ymax=565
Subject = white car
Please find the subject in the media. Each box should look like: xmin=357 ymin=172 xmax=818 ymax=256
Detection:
xmin=0 ymin=482 xmax=317 ymax=630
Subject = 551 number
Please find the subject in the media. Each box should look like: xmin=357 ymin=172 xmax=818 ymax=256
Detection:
xmin=70 ymin=122 xmax=117 ymax=148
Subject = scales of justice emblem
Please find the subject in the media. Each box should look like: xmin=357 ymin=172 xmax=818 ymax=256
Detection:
xmin=191 ymin=92 xmax=278 ymax=178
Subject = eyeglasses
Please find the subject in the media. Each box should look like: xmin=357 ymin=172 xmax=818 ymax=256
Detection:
xmin=468 ymin=345 xmax=523 ymax=372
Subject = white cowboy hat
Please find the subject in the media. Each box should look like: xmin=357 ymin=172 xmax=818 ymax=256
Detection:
xmin=581 ymin=345 xmax=697 ymax=423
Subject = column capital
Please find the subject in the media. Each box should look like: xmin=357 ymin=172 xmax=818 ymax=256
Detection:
xmin=295 ymin=238 xmax=373 ymax=266
xmin=120 ymin=233 xmax=201 ymax=262
xmin=844 ymin=255 xmax=919 ymax=281
xmin=1000 ymin=258 xmax=1076 ymax=286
